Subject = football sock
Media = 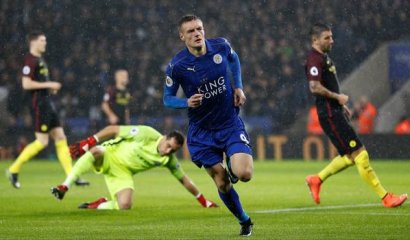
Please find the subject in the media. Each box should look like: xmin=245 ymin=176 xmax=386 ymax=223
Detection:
xmin=9 ymin=140 xmax=45 ymax=173
xmin=55 ymin=139 xmax=73 ymax=175
xmin=318 ymin=155 xmax=353 ymax=181
xmin=63 ymin=151 xmax=95 ymax=188
xmin=354 ymin=150 xmax=387 ymax=198
xmin=97 ymin=201 xmax=117 ymax=210
xmin=218 ymin=187 xmax=250 ymax=223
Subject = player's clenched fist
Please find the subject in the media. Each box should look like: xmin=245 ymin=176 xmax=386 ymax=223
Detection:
xmin=196 ymin=193 xmax=219 ymax=208
xmin=188 ymin=94 xmax=204 ymax=108
xmin=69 ymin=135 xmax=98 ymax=159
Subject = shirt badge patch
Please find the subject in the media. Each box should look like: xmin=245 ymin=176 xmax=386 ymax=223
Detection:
xmin=213 ymin=54 xmax=222 ymax=64
xmin=23 ymin=66 xmax=31 ymax=75
xmin=165 ymin=76 xmax=173 ymax=87
xmin=310 ymin=66 xmax=319 ymax=76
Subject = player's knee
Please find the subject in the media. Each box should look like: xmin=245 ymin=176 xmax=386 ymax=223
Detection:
xmin=239 ymin=167 xmax=253 ymax=182
xmin=215 ymin=178 xmax=231 ymax=193
xmin=90 ymin=146 xmax=104 ymax=158
xmin=37 ymin=138 xmax=49 ymax=147
xmin=118 ymin=201 xmax=132 ymax=210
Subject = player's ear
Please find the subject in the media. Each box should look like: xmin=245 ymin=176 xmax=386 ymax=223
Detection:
xmin=179 ymin=32 xmax=184 ymax=41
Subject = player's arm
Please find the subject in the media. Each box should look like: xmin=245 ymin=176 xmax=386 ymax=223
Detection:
xmin=309 ymin=81 xmax=348 ymax=105
xmin=22 ymin=76 xmax=61 ymax=91
xmin=167 ymin=156 xmax=218 ymax=208
xmin=226 ymin=43 xmax=246 ymax=107
xmin=101 ymin=91 xmax=119 ymax=124
xmin=163 ymin=64 xmax=204 ymax=109
xmin=69 ymin=125 xmax=121 ymax=159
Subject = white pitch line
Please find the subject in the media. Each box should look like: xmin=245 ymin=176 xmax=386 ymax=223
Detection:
xmin=253 ymin=202 xmax=410 ymax=214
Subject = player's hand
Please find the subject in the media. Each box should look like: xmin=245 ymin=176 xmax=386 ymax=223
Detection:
xmin=234 ymin=88 xmax=246 ymax=107
xmin=48 ymin=82 xmax=62 ymax=91
xmin=337 ymin=93 xmax=349 ymax=105
xmin=188 ymin=94 xmax=204 ymax=108
xmin=196 ymin=193 xmax=219 ymax=208
xmin=69 ymin=136 xmax=98 ymax=159
xmin=108 ymin=114 xmax=119 ymax=125
xmin=343 ymin=105 xmax=352 ymax=120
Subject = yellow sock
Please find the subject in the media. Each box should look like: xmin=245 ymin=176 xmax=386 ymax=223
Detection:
xmin=354 ymin=150 xmax=387 ymax=198
xmin=9 ymin=140 xmax=45 ymax=173
xmin=318 ymin=155 xmax=353 ymax=181
xmin=55 ymin=139 xmax=73 ymax=175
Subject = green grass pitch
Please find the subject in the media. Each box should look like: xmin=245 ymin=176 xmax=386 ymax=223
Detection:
xmin=0 ymin=160 xmax=409 ymax=239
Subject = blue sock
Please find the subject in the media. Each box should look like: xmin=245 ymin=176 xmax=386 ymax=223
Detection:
xmin=218 ymin=187 xmax=250 ymax=223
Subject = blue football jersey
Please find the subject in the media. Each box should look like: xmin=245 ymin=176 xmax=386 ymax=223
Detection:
xmin=164 ymin=38 xmax=240 ymax=130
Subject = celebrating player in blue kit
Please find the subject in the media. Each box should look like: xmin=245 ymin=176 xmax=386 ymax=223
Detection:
xmin=163 ymin=15 xmax=254 ymax=236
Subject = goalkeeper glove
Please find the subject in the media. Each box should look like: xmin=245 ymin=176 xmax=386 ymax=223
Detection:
xmin=69 ymin=135 xmax=98 ymax=159
xmin=196 ymin=193 xmax=218 ymax=208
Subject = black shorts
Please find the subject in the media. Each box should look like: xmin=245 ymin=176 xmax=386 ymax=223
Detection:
xmin=30 ymin=98 xmax=61 ymax=133
xmin=319 ymin=109 xmax=363 ymax=156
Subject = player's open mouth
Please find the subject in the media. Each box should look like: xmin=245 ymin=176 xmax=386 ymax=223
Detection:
xmin=195 ymin=39 xmax=202 ymax=43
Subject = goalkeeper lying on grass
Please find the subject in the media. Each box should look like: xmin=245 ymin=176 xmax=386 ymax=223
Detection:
xmin=51 ymin=125 xmax=218 ymax=210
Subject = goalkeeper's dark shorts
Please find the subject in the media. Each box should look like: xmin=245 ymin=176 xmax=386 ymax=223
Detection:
xmin=30 ymin=97 xmax=61 ymax=133
xmin=319 ymin=108 xmax=363 ymax=156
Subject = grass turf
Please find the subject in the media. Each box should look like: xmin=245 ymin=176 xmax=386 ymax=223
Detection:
xmin=0 ymin=160 xmax=409 ymax=239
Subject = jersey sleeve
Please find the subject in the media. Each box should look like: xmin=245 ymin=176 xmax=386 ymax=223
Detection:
xmin=223 ymin=39 xmax=243 ymax=89
xmin=102 ymin=87 xmax=113 ymax=103
xmin=163 ymin=62 xmax=188 ymax=108
xmin=305 ymin=54 xmax=323 ymax=82
xmin=22 ymin=56 xmax=37 ymax=79
xmin=118 ymin=125 xmax=161 ymax=141
xmin=165 ymin=155 xmax=185 ymax=180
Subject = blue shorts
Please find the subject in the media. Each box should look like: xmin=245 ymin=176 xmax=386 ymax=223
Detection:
xmin=187 ymin=117 xmax=253 ymax=168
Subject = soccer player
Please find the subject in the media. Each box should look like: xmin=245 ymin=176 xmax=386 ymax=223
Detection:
xmin=51 ymin=125 xmax=218 ymax=210
xmin=101 ymin=69 xmax=131 ymax=125
xmin=6 ymin=31 xmax=88 ymax=188
xmin=304 ymin=23 xmax=407 ymax=207
xmin=163 ymin=15 xmax=253 ymax=236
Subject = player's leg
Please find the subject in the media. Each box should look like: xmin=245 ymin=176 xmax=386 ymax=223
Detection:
xmin=7 ymin=132 xmax=48 ymax=188
xmin=306 ymin=112 xmax=355 ymax=204
xmin=229 ymin=153 xmax=253 ymax=182
xmin=50 ymin=127 xmax=72 ymax=175
xmin=206 ymin=163 xmax=253 ymax=236
xmin=317 ymin=155 xmax=354 ymax=181
xmin=351 ymin=148 xmax=407 ymax=207
xmin=94 ymin=172 xmax=134 ymax=210
xmin=224 ymin=123 xmax=253 ymax=183
xmin=51 ymin=146 xmax=103 ymax=200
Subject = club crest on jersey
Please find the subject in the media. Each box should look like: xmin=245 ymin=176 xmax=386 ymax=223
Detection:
xmin=165 ymin=76 xmax=173 ymax=87
xmin=213 ymin=54 xmax=222 ymax=64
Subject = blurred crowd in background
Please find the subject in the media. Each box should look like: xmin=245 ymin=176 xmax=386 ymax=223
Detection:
xmin=1 ymin=0 xmax=409 ymax=157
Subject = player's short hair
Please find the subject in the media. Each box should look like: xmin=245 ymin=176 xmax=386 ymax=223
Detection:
xmin=309 ymin=23 xmax=331 ymax=38
xmin=27 ymin=31 xmax=45 ymax=43
xmin=178 ymin=14 xmax=201 ymax=32
xmin=166 ymin=130 xmax=185 ymax=146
